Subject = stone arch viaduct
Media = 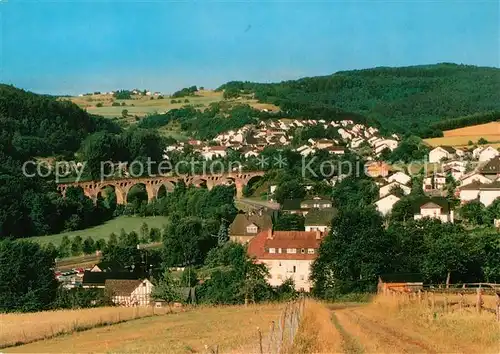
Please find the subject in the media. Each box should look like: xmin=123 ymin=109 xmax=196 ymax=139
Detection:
xmin=57 ymin=171 xmax=265 ymax=204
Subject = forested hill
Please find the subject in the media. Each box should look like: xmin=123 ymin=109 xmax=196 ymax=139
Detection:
xmin=218 ymin=63 xmax=500 ymax=136
xmin=0 ymin=84 xmax=120 ymax=158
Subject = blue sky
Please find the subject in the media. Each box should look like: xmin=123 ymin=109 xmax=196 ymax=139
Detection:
xmin=1 ymin=1 xmax=498 ymax=95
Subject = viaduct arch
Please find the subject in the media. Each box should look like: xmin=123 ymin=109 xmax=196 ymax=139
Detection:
xmin=57 ymin=171 xmax=265 ymax=205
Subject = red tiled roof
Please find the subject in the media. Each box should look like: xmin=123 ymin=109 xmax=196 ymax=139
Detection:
xmin=247 ymin=230 xmax=322 ymax=261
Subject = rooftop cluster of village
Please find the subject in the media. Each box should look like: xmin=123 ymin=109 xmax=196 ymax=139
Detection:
xmin=163 ymin=118 xmax=400 ymax=160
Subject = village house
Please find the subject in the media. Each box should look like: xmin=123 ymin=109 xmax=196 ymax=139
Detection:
xmin=375 ymin=194 xmax=401 ymax=216
xmin=461 ymin=181 xmax=500 ymax=207
xmin=422 ymin=172 xmax=447 ymax=191
xmin=105 ymin=279 xmax=153 ymax=307
xmin=428 ymin=146 xmax=464 ymax=163
xmin=479 ymin=156 xmax=500 ymax=180
xmin=413 ymin=198 xmax=454 ymax=223
xmin=229 ymin=210 xmax=273 ymax=244
xmin=379 ymin=181 xmax=411 ymax=198
xmin=304 ymin=208 xmax=337 ymax=233
xmin=365 ymin=161 xmax=390 ymax=178
xmin=201 ymin=146 xmax=228 ymax=160
xmin=459 ymin=172 xmax=492 ymax=187
xmin=386 ymin=171 xmax=411 ymax=185
xmin=324 ymin=146 xmax=345 ymax=155
xmin=473 ymin=146 xmax=499 ymax=162
xmin=315 ymin=139 xmax=335 ymax=149
xmin=247 ymin=230 xmax=323 ymax=292
xmin=281 ymin=196 xmax=332 ymax=216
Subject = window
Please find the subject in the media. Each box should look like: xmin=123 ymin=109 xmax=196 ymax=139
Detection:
xmin=300 ymin=248 xmax=305 ymax=254
xmin=246 ymin=225 xmax=258 ymax=233
xmin=300 ymin=275 xmax=305 ymax=280
xmin=287 ymin=248 xmax=296 ymax=254
xmin=269 ymin=248 xmax=276 ymax=253
xmin=293 ymin=266 xmax=296 ymax=273
xmin=308 ymin=249 xmax=315 ymax=254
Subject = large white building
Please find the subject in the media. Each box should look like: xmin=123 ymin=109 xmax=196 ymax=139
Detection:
xmin=247 ymin=230 xmax=323 ymax=292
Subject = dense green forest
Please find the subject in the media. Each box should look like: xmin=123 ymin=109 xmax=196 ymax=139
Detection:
xmin=218 ymin=63 xmax=500 ymax=136
xmin=0 ymin=84 xmax=120 ymax=157
xmin=0 ymin=85 xmax=154 ymax=239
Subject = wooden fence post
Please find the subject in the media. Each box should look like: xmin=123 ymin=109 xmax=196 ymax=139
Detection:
xmin=496 ymin=293 xmax=500 ymax=322
xmin=257 ymin=327 xmax=263 ymax=354
xmin=476 ymin=288 xmax=482 ymax=313
xmin=267 ymin=321 xmax=275 ymax=354
xmin=459 ymin=293 xmax=464 ymax=311
xmin=431 ymin=292 xmax=435 ymax=312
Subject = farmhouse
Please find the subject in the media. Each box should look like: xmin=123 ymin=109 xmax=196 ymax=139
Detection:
xmin=247 ymin=229 xmax=323 ymax=292
xmin=229 ymin=211 xmax=273 ymax=244
xmin=105 ymin=279 xmax=153 ymax=307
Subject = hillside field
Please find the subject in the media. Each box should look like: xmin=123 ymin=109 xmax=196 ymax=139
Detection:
xmin=424 ymin=122 xmax=500 ymax=147
xmin=24 ymin=216 xmax=169 ymax=246
xmin=64 ymin=89 xmax=279 ymax=122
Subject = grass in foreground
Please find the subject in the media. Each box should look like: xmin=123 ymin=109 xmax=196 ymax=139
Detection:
xmin=26 ymin=216 xmax=169 ymax=246
xmin=1 ymin=306 xmax=173 ymax=349
xmin=7 ymin=303 xmax=284 ymax=353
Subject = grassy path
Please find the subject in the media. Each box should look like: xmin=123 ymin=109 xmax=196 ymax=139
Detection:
xmin=331 ymin=312 xmax=364 ymax=354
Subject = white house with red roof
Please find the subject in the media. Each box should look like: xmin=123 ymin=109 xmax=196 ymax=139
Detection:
xmin=247 ymin=230 xmax=323 ymax=292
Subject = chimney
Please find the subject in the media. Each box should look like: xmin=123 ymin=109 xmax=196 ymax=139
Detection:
xmin=315 ymin=230 xmax=321 ymax=240
xmin=267 ymin=229 xmax=273 ymax=239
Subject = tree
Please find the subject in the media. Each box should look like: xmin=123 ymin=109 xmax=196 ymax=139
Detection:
xmin=162 ymin=217 xmax=216 ymax=267
xmin=82 ymin=236 xmax=96 ymax=255
xmin=478 ymin=137 xmax=488 ymax=145
xmin=95 ymin=238 xmax=107 ymax=251
xmin=151 ymin=270 xmax=182 ymax=303
xmin=140 ymin=222 xmax=149 ymax=243
xmin=96 ymin=102 xmax=103 ymax=107
xmin=107 ymin=232 xmax=118 ymax=248
xmin=217 ymin=222 xmax=229 ymax=247
xmin=121 ymin=109 xmax=128 ymax=118
xmin=59 ymin=235 xmax=71 ymax=258
xmin=389 ymin=185 xmax=406 ymax=198
xmin=149 ymin=227 xmax=161 ymax=242
xmin=460 ymin=200 xmax=486 ymax=225
xmin=78 ymin=131 xmax=118 ymax=179
xmin=274 ymin=180 xmax=306 ymax=204
xmin=311 ymin=206 xmax=390 ymax=297
xmin=71 ymin=235 xmax=83 ymax=256
xmin=0 ymin=240 xmax=58 ymax=312
xmin=274 ymin=213 xmax=305 ymax=231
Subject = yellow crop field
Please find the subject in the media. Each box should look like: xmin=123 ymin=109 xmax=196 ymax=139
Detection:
xmin=0 ymin=306 xmax=173 ymax=349
xmin=443 ymin=122 xmax=500 ymax=137
xmin=424 ymin=135 xmax=500 ymax=147
xmin=424 ymin=122 xmax=500 ymax=147
xmin=5 ymin=303 xmax=283 ymax=353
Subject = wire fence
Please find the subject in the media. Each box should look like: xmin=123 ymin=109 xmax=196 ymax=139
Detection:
xmin=264 ymin=296 xmax=306 ymax=354
xmin=381 ymin=283 xmax=500 ymax=321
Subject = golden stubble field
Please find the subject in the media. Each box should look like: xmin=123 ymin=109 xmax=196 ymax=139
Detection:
xmin=424 ymin=122 xmax=500 ymax=147
xmin=4 ymin=303 xmax=284 ymax=353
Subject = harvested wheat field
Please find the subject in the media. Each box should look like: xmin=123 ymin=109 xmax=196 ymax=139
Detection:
xmin=443 ymin=122 xmax=500 ymax=137
xmin=0 ymin=306 xmax=173 ymax=349
xmin=5 ymin=303 xmax=283 ymax=353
